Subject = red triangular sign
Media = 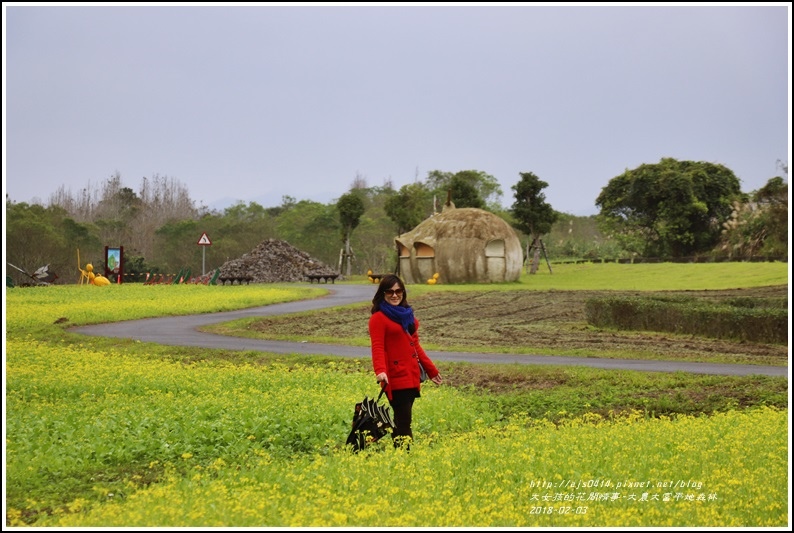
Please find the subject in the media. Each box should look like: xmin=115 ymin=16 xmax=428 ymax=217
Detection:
xmin=197 ymin=232 xmax=212 ymax=245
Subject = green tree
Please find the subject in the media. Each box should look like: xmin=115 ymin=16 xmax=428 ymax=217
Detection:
xmin=218 ymin=201 xmax=276 ymax=251
xmin=510 ymin=172 xmax=559 ymax=274
xmin=154 ymin=219 xmax=200 ymax=274
xmin=545 ymin=214 xmax=613 ymax=260
xmin=595 ymin=158 xmax=742 ymax=258
xmin=62 ymin=217 xmax=102 ymax=257
xmin=718 ymin=174 xmax=788 ymax=259
xmin=349 ymin=186 xmax=404 ymax=275
xmin=447 ymin=174 xmax=485 ymax=209
xmin=265 ymin=195 xmax=297 ymax=217
xmin=337 ymin=191 xmax=366 ymax=276
xmin=274 ymin=200 xmax=339 ymax=266
xmin=383 ymin=182 xmax=434 ymax=275
xmin=383 ymin=182 xmax=432 ymax=234
xmin=425 ymin=169 xmax=502 ymax=210
xmin=6 ymin=202 xmax=66 ymax=281
xmin=180 ymin=202 xmax=278 ymax=276
xmin=6 ymin=200 xmax=102 ymax=284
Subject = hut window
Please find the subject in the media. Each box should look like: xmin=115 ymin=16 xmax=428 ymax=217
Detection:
xmin=485 ymin=239 xmax=505 ymax=257
xmin=398 ymin=242 xmax=411 ymax=257
xmin=414 ymin=242 xmax=435 ymax=257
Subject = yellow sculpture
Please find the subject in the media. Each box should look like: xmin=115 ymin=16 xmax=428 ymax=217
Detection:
xmin=77 ymin=249 xmax=111 ymax=286
xmin=427 ymin=272 xmax=440 ymax=285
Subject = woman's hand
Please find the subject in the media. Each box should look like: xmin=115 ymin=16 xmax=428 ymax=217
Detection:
xmin=431 ymin=374 xmax=443 ymax=385
xmin=376 ymin=372 xmax=389 ymax=385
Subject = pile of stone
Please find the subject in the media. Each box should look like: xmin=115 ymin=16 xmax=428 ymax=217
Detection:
xmin=216 ymin=238 xmax=339 ymax=283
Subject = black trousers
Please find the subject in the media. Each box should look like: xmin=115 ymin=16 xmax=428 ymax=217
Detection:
xmin=389 ymin=388 xmax=419 ymax=447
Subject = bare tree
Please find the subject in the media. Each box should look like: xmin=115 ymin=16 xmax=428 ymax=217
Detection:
xmin=350 ymin=172 xmax=368 ymax=190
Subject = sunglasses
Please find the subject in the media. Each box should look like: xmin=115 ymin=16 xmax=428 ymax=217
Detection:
xmin=384 ymin=289 xmax=403 ymax=297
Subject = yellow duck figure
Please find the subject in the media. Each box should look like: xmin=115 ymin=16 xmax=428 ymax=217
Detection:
xmin=427 ymin=272 xmax=440 ymax=285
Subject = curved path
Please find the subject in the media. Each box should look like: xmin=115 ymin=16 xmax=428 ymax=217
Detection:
xmin=72 ymin=284 xmax=788 ymax=378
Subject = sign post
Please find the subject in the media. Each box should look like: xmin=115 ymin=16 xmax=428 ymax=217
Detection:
xmin=197 ymin=232 xmax=212 ymax=275
xmin=105 ymin=246 xmax=124 ymax=283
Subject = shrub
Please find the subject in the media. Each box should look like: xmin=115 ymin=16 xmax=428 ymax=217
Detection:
xmin=584 ymin=296 xmax=787 ymax=344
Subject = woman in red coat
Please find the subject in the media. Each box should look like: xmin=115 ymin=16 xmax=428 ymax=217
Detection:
xmin=369 ymin=274 xmax=442 ymax=448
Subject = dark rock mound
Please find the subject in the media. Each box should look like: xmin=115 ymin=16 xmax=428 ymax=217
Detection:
xmin=216 ymin=238 xmax=339 ymax=283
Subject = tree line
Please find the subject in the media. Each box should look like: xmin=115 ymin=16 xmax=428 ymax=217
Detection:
xmin=5 ymin=159 xmax=787 ymax=285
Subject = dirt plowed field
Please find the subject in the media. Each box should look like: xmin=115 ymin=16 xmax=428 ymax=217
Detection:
xmin=248 ymin=285 xmax=788 ymax=366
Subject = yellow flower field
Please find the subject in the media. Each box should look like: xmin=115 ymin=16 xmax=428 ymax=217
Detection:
xmin=4 ymin=278 xmax=789 ymax=527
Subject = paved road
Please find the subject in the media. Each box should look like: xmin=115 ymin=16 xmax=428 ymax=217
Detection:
xmin=71 ymin=284 xmax=789 ymax=378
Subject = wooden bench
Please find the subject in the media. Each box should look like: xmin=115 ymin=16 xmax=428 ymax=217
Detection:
xmin=218 ymin=276 xmax=253 ymax=285
xmin=306 ymin=274 xmax=339 ymax=284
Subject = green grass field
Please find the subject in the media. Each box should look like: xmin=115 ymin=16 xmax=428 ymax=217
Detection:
xmin=409 ymin=260 xmax=790 ymax=292
xmin=4 ymin=262 xmax=790 ymax=527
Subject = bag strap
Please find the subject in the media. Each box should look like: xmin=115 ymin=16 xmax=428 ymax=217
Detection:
xmin=377 ymin=382 xmax=386 ymax=402
xmin=375 ymin=383 xmax=395 ymax=428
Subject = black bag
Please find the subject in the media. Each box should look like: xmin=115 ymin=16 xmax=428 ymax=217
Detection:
xmin=346 ymin=387 xmax=395 ymax=452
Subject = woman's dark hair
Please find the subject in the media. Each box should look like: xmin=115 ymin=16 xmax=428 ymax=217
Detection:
xmin=370 ymin=274 xmax=409 ymax=314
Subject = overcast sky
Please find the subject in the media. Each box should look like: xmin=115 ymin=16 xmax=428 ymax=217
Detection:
xmin=3 ymin=3 xmax=790 ymax=216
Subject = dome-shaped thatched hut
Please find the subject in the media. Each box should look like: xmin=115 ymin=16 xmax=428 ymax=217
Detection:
xmin=396 ymin=206 xmax=523 ymax=284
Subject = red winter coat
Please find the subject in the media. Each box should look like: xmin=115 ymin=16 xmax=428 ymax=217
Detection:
xmin=369 ymin=310 xmax=439 ymax=401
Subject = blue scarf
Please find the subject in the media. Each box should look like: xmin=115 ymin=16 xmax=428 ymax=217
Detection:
xmin=380 ymin=302 xmax=415 ymax=334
